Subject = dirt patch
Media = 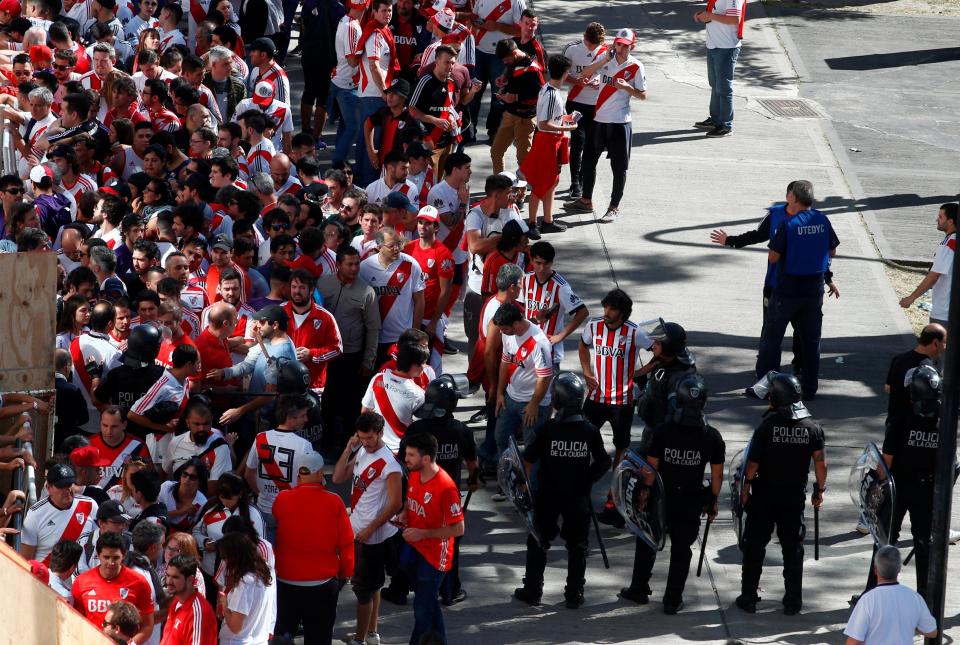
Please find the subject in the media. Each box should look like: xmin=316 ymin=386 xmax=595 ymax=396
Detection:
xmin=764 ymin=0 xmax=960 ymax=16
xmin=883 ymin=262 xmax=934 ymax=336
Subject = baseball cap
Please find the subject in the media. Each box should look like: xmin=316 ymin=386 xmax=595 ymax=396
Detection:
xmin=0 ymin=0 xmax=22 ymax=16
xmin=501 ymin=219 xmax=524 ymax=245
xmin=29 ymin=45 xmax=52 ymax=64
xmin=300 ymin=182 xmax=329 ymax=204
xmin=29 ymin=164 xmax=54 ymax=185
xmin=96 ymin=500 xmax=132 ymax=523
xmin=405 ymin=141 xmax=431 ymax=159
xmin=383 ymin=78 xmax=411 ymax=99
xmin=518 ymin=219 xmax=541 ymax=240
xmin=614 ymin=28 xmax=636 ymax=46
xmin=211 ymin=234 xmax=233 ymax=252
xmin=70 ymin=445 xmax=111 ymax=468
xmin=431 ymin=7 xmax=455 ymax=32
xmin=417 ymin=205 xmax=439 ymax=222
xmin=385 ymin=191 xmax=417 ymax=213
xmin=252 ymin=304 xmax=288 ymax=325
xmin=250 ymin=37 xmax=277 ymax=57
xmin=498 ymin=170 xmax=527 ymax=190
xmin=46 ymin=463 xmax=76 ymax=488
xmin=298 ymin=451 xmax=325 ymax=476
xmin=252 ymin=80 xmax=275 ymax=108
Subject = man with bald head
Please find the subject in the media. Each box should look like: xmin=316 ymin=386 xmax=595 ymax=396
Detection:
xmin=59 ymin=226 xmax=87 ymax=274
xmin=195 ymin=300 xmax=242 ymax=401
xmin=185 ymin=104 xmax=212 ymax=134
xmin=885 ymin=323 xmax=946 ymax=424
xmin=270 ymin=153 xmax=303 ymax=197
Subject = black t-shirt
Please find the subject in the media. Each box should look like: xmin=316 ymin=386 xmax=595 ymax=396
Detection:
xmin=502 ymin=55 xmax=544 ymax=119
xmin=882 ymin=413 xmax=940 ymax=478
xmin=641 ymin=355 xmax=696 ymax=428
xmin=404 ymin=416 xmax=476 ymax=487
xmin=410 ymin=73 xmax=456 ymax=147
xmin=747 ymin=412 xmax=825 ymax=489
xmin=94 ymin=363 xmax=165 ymax=440
xmin=524 ymin=416 xmax=609 ymax=497
xmin=368 ymin=106 xmax=426 ymax=158
xmin=83 ymin=485 xmax=110 ymax=505
xmin=648 ymin=421 xmax=725 ymax=501
xmin=885 ymin=350 xmax=930 ymax=423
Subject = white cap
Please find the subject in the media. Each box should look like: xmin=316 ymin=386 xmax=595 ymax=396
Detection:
xmin=417 ymin=205 xmax=440 ymax=222
xmin=432 ymin=6 xmax=455 ymax=31
xmin=498 ymin=170 xmax=527 ymax=189
xmin=298 ymin=451 xmax=325 ymax=476
xmin=253 ymin=80 xmax=275 ymax=107
xmin=614 ymin=28 xmax=636 ymax=46
xmin=29 ymin=163 xmax=54 ymax=185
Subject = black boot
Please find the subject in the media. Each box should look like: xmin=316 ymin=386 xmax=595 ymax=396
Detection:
xmin=564 ymin=586 xmax=584 ymax=609
xmin=513 ymin=579 xmax=543 ymax=606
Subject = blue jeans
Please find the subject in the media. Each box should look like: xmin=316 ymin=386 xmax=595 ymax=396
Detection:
xmin=495 ymin=394 xmax=550 ymax=487
xmin=706 ymin=46 xmax=740 ymax=130
xmin=469 ymin=50 xmax=506 ymax=140
xmin=755 ymin=293 xmax=823 ymax=396
xmin=403 ymin=545 xmax=447 ymax=645
xmin=262 ymin=510 xmax=277 ymax=547
xmin=356 ymin=96 xmax=386 ymax=186
xmin=332 ymin=85 xmax=361 ymax=165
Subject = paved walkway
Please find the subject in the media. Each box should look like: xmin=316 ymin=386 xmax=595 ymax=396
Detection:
xmin=279 ymin=1 xmax=960 ymax=641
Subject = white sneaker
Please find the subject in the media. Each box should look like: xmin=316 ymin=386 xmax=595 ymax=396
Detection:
xmin=855 ymin=520 xmax=870 ymax=535
xmin=367 ymin=633 xmax=381 ymax=645
xmin=492 ymin=488 xmax=507 ymax=502
xmin=950 ymin=529 xmax=960 ymax=545
xmin=341 ymin=635 xmax=364 ymax=645
xmin=599 ymin=208 xmax=620 ymax=223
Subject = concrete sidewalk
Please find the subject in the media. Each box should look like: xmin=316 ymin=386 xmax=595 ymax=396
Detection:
xmin=305 ymin=1 xmax=960 ymax=642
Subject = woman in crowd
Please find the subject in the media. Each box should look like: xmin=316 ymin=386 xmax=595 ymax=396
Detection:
xmin=56 ymin=293 xmax=90 ymax=350
xmin=217 ymin=532 xmax=276 ymax=645
xmin=157 ymin=458 xmax=209 ymax=531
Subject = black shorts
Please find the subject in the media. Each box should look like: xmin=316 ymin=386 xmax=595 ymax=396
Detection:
xmin=583 ymin=399 xmax=635 ymax=450
xmin=352 ymin=539 xmax=397 ymax=602
xmin=301 ymin=58 xmax=334 ymax=106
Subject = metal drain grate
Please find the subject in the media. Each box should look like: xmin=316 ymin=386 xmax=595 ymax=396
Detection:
xmin=758 ymin=98 xmax=821 ymax=118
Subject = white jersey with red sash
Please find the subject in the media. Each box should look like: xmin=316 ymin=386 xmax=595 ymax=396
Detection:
xmin=187 ymin=0 xmax=212 ymax=50
xmin=180 ymin=285 xmax=210 ymax=315
xmin=361 ymin=368 xmax=425 ymax=453
xmin=705 ymin=0 xmax=746 ymax=46
xmin=246 ymin=62 xmax=291 ymax=105
xmin=245 ymin=429 xmax=314 ymax=515
xmin=561 ymin=40 xmax=608 ymax=105
xmin=132 ymin=370 xmax=189 ymax=464
xmin=520 ymin=271 xmax=585 ymax=363
xmin=581 ymin=317 xmax=650 ymax=407
xmin=164 ymin=429 xmax=232 ymax=480
xmin=274 ymin=176 xmax=302 ymax=197
xmin=473 ymin=0 xmax=526 ymax=54
xmin=89 ymin=434 xmax=146 ymax=489
xmin=409 ymin=165 xmax=435 ymax=209
xmin=62 ymin=173 xmax=98 ymax=203
xmin=22 ymin=495 xmax=98 ymax=563
xmin=350 ymin=444 xmax=402 ymax=544
xmin=17 ymin=113 xmax=56 ymax=179
xmin=246 ymin=138 xmax=276 ymax=177
xmin=593 ymin=55 xmax=647 ymax=124
xmin=232 ymin=97 xmax=294 ymax=150
xmin=159 ymin=28 xmax=186 ymax=53
xmin=359 ymin=252 xmax=426 ymax=344
xmin=427 ymin=180 xmax=468 ymax=264
xmin=501 ymin=321 xmax=553 ymax=405
xmin=70 ymin=332 xmax=121 ymax=434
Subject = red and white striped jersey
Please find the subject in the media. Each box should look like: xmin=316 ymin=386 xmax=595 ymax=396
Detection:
xmin=246 ymin=138 xmax=275 ymax=177
xmin=62 ymin=173 xmax=98 ymax=203
xmin=361 ymin=369 xmax=425 ymax=453
xmin=21 ymin=495 xmax=98 ymax=563
xmin=520 ymin=271 xmax=585 ymax=364
xmin=246 ymin=62 xmax=291 ymax=105
xmin=89 ymin=433 xmax=146 ymax=489
xmin=244 ymin=429 xmax=314 ymax=515
xmin=70 ymin=331 xmax=121 ymax=433
xmin=501 ymin=322 xmax=553 ymax=405
xmin=580 ymin=317 xmax=650 ymax=406
xmin=359 ymin=253 xmax=426 ymax=344
xmin=232 ymin=97 xmax=293 ymax=150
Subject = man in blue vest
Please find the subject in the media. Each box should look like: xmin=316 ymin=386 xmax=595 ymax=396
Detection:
xmin=755 ymin=180 xmax=839 ymax=399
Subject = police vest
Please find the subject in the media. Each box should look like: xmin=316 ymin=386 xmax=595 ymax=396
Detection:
xmin=783 ymin=209 xmax=832 ymax=275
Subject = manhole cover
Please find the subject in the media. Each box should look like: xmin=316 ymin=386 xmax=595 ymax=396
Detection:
xmin=758 ymin=98 xmax=820 ymax=118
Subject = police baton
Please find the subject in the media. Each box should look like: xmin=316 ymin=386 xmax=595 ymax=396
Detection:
xmin=814 ymin=505 xmax=820 ymax=561
xmin=696 ymin=517 xmax=712 ymax=577
xmin=588 ymin=499 xmax=610 ymax=569
xmin=904 ymin=547 xmax=916 ymax=566
xmin=462 ymin=490 xmax=473 ymax=511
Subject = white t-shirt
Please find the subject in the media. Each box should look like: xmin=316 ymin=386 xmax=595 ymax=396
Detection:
xmin=843 ymin=583 xmax=936 ymax=644
xmin=219 ymin=573 xmax=277 ymax=645
xmin=473 ymin=0 xmax=526 ymax=54
xmin=562 ymin=40 xmax=609 ymax=106
xmin=501 ymin=322 xmax=554 ymax=405
xmin=359 ymin=30 xmax=392 ymax=98
xmin=359 ymin=253 xmax=426 ymax=344
xmin=361 ymin=369 xmax=425 ymax=453
xmin=705 ymin=0 xmax=744 ymax=49
xmin=350 ymin=445 xmax=402 ymax=544
xmin=464 ymin=205 xmax=524 ymax=294
xmin=593 ymin=55 xmax=647 ymax=124
xmin=427 ymin=180 xmax=468 ymax=264
xmin=536 ymin=84 xmax=565 ymax=128
xmin=231 ymin=98 xmax=294 ymax=151
xmin=158 ymin=480 xmax=208 ymax=528
xmin=245 ymin=429 xmax=314 ymax=515
xmin=365 ymin=178 xmax=420 ymax=208
xmin=930 ymin=233 xmax=954 ymax=322
xmin=21 ymin=495 xmax=98 ymax=562
xmin=164 ymin=429 xmax=233 ymax=481
xmin=333 ymin=16 xmax=362 ymax=90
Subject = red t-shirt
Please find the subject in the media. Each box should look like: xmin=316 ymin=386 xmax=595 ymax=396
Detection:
xmin=157 ymin=334 xmax=197 ymax=369
xmin=273 ymin=483 xmax=355 ymax=582
xmin=405 ymin=467 xmax=463 ymax=572
xmin=285 ymin=254 xmax=323 ymax=278
xmin=194 ymin=328 xmax=239 ymax=386
xmin=72 ymin=565 xmax=154 ymax=628
xmin=160 ymin=590 xmax=218 ymax=645
xmin=404 ymin=240 xmax=455 ymax=321
xmin=481 ymin=250 xmax=521 ymax=296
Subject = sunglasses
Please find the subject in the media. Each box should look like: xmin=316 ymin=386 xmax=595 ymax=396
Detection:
xmin=53 ymin=64 xmax=72 ymax=71
xmin=4 ymin=188 xmax=23 ymax=194
xmin=270 ymin=223 xmax=289 ymax=231
xmin=181 ymin=472 xmax=199 ymax=480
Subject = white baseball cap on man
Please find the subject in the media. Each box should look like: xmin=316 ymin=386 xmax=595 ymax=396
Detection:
xmin=614 ymin=28 xmax=636 ymax=47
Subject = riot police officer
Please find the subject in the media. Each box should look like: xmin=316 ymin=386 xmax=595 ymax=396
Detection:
xmin=863 ymin=364 xmax=942 ymax=598
xmin=275 ymin=357 xmax=324 ymax=452
xmin=94 ymin=324 xmax=164 ymax=441
xmin=636 ymin=321 xmax=697 ymax=434
xmin=736 ymin=372 xmax=826 ymax=616
xmin=405 ymin=374 xmax=480 ymax=606
xmin=755 ymin=180 xmax=840 ymax=399
xmin=514 ymin=372 xmax=611 ymax=609
xmin=621 ymin=374 xmax=724 ymax=614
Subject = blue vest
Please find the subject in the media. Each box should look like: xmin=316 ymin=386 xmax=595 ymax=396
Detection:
xmin=764 ymin=204 xmax=790 ymax=288
xmin=782 ymin=209 xmax=832 ymax=275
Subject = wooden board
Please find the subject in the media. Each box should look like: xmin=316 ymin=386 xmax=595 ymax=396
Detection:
xmin=0 ymin=253 xmax=57 ymax=393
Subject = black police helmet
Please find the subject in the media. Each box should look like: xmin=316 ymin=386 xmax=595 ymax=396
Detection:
xmin=766 ymin=372 xmax=811 ymax=420
xmin=909 ymin=363 xmax=942 ymax=418
xmin=123 ymin=323 xmax=162 ymax=368
xmin=144 ymin=400 xmax=180 ymax=424
xmin=276 ymin=357 xmax=310 ymax=394
xmin=672 ymin=374 xmax=707 ymax=426
xmin=415 ymin=374 xmax=461 ymax=418
xmin=652 ymin=321 xmax=687 ymax=357
xmin=551 ymin=371 xmax=585 ymax=414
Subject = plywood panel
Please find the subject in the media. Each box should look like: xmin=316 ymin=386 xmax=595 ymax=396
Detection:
xmin=0 ymin=253 xmax=57 ymax=393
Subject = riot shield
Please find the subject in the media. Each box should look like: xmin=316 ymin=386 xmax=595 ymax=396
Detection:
xmin=848 ymin=442 xmax=896 ymax=547
xmin=497 ymin=436 xmax=539 ymax=544
xmin=613 ymin=450 xmax=666 ymax=551
xmin=728 ymin=444 xmax=749 ymax=549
